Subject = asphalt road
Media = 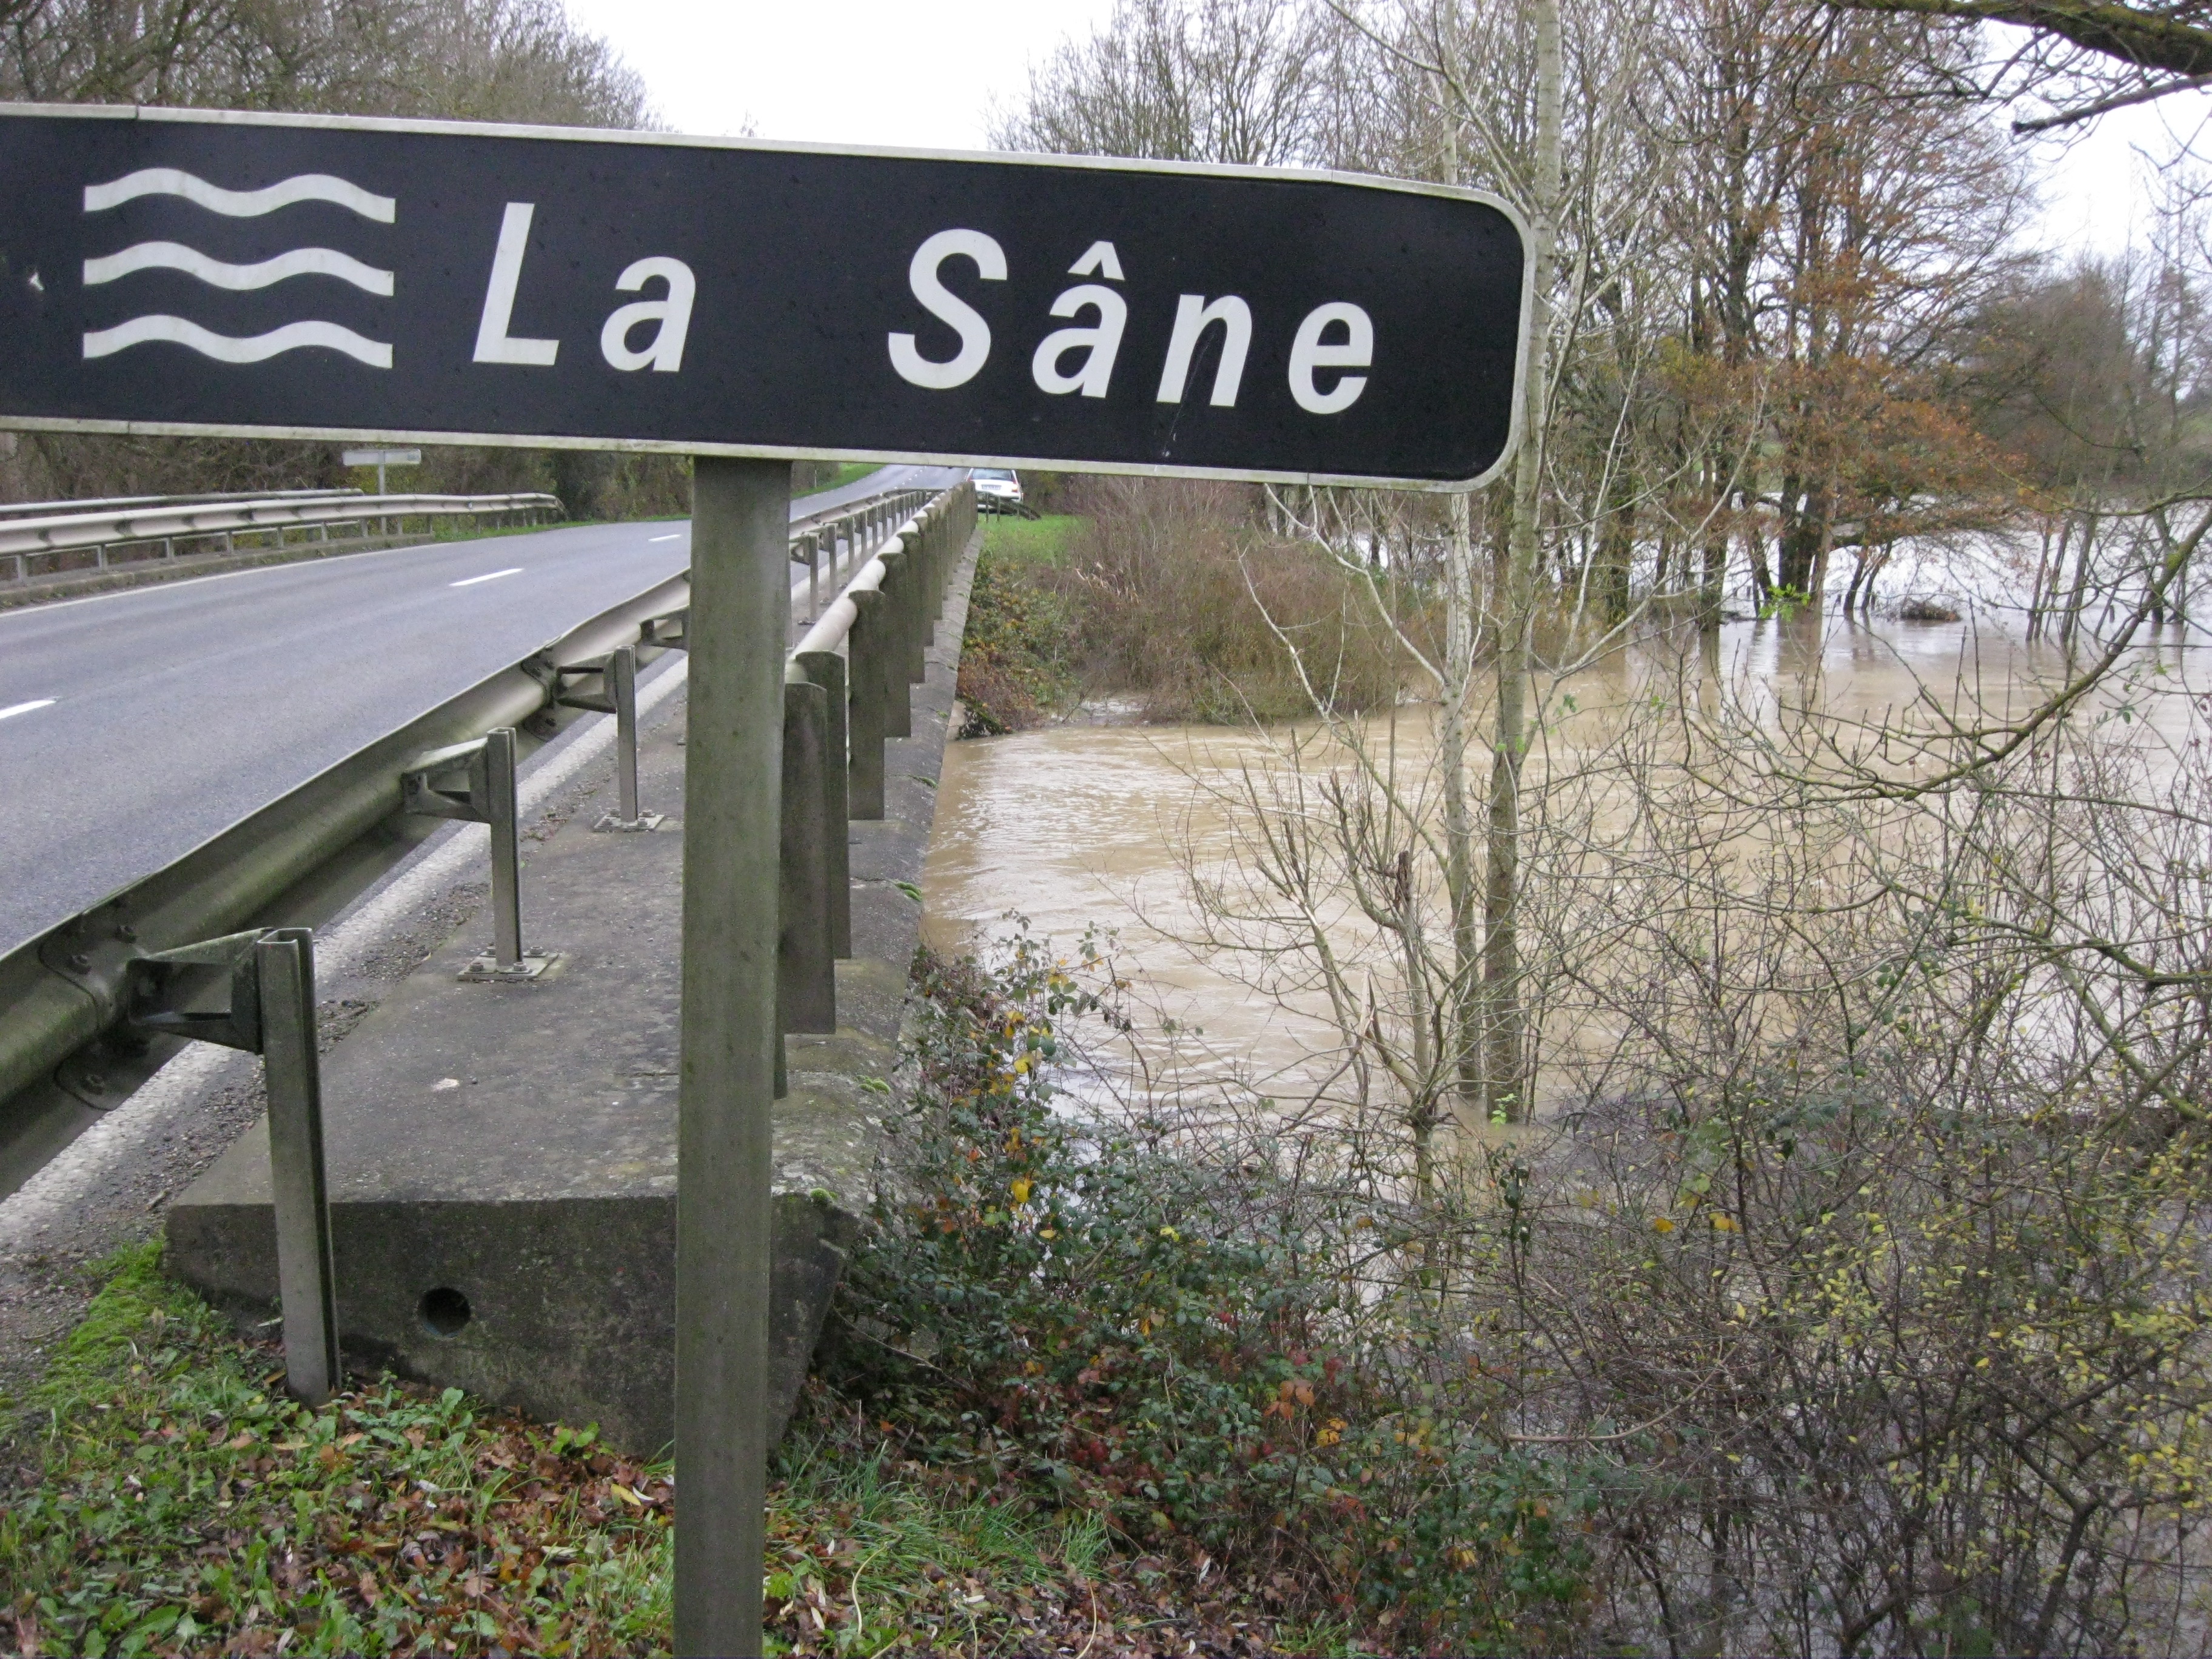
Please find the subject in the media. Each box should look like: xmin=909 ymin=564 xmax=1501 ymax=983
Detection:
xmin=0 ymin=463 xmax=964 ymax=958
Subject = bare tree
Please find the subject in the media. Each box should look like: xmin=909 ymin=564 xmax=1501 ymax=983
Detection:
xmin=993 ymin=0 xmax=1338 ymax=165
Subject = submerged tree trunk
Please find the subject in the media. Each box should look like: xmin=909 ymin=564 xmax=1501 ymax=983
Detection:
xmin=2060 ymin=508 xmax=2100 ymax=655
xmin=1777 ymin=478 xmax=1831 ymax=600
xmin=1595 ymin=460 xmax=1638 ymax=622
xmin=1743 ymin=514 xmax=1775 ymax=609
xmin=1442 ymin=490 xmax=1483 ymax=1116
xmin=1483 ymin=0 xmax=1563 ymax=1125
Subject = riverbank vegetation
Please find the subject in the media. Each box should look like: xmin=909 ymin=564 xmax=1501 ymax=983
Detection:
xmin=925 ymin=1 xmax=2212 ymax=1652
xmin=958 ymin=483 xmax=1413 ymax=729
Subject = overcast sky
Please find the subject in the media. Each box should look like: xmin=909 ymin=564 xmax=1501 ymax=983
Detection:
xmin=2031 ymin=99 xmax=2211 ymax=258
xmin=557 ymin=0 xmax=1121 ymax=151
xmin=560 ymin=0 xmax=2200 ymax=261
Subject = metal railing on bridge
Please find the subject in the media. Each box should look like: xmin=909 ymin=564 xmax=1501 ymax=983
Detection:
xmin=0 ymin=475 xmax=978 ymax=1132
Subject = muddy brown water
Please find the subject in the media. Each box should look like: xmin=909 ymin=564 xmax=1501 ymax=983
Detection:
xmin=922 ymin=605 xmax=2208 ymax=1114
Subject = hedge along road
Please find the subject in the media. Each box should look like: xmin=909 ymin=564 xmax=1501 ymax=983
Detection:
xmin=0 ymin=462 xmax=962 ymax=959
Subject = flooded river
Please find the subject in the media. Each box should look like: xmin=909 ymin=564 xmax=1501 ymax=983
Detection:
xmin=923 ymin=581 xmax=2210 ymax=1111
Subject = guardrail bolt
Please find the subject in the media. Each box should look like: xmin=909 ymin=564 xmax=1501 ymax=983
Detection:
xmin=67 ymin=951 xmax=91 ymax=972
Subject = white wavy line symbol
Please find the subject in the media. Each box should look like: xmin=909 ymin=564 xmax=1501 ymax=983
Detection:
xmin=82 ymin=169 xmax=395 ymax=223
xmin=84 ymin=242 xmax=393 ymax=296
xmin=82 ymin=317 xmax=392 ymax=370
xmin=80 ymin=168 xmax=394 ymax=368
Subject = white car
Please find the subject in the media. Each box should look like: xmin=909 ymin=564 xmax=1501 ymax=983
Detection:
xmin=972 ymin=467 xmax=1025 ymax=513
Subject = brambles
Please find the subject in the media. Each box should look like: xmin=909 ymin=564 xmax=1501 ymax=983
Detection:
xmin=832 ymin=932 xmax=1599 ymax=1654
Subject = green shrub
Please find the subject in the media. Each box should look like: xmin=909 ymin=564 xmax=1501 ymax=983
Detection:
xmin=834 ymin=933 xmax=1597 ymax=1653
xmin=956 ymin=538 xmax=1081 ymax=735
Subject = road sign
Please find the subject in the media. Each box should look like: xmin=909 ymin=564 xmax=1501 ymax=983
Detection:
xmin=341 ymin=445 xmax=418 ymax=494
xmin=0 ymin=105 xmax=1530 ymax=489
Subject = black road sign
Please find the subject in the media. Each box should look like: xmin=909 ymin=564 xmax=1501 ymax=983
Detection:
xmin=0 ymin=106 xmax=1530 ymax=489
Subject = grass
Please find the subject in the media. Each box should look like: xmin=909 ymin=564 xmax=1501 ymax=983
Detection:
xmin=2 ymin=1247 xmax=1327 ymax=1657
xmin=808 ymin=463 xmax=886 ymax=495
xmin=765 ymin=1416 xmax=1116 ymax=1655
xmin=1 ymin=1244 xmax=671 ymax=1657
xmin=980 ymin=512 xmax=1084 ymax=567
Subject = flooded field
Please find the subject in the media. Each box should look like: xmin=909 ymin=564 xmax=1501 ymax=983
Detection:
xmin=924 ymin=558 xmax=2210 ymax=1113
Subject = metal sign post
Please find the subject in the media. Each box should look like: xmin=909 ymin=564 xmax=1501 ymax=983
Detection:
xmin=0 ymin=100 xmax=1534 ymax=1659
xmin=675 ymin=458 xmax=787 ymax=1656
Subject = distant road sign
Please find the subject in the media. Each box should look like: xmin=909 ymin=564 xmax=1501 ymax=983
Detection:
xmin=341 ymin=447 xmax=420 ymax=468
xmin=0 ymin=105 xmax=1529 ymax=489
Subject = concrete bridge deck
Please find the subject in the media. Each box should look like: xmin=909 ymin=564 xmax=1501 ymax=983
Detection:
xmin=163 ymin=529 xmax=980 ymax=1452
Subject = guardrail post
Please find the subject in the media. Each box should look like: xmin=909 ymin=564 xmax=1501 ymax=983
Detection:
xmin=805 ymin=532 xmax=821 ymax=622
xmin=401 ymin=728 xmax=551 ymax=980
xmin=675 ymin=455 xmax=785 ymax=1659
xmin=258 ymin=927 xmax=343 ymax=1407
xmin=878 ymin=545 xmax=913 ymax=739
xmin=847 ymin=587 xmax=888 ymax=818
xmin=907 ymin=517 xmax=932 ymax=648
xmin=921 ymin=512 xmax=944 ymax=638
xmin=484 ymin=728 xmax=523 ymax=967
xmin=794 ymin=650 xmax=852 ymax=957
xmin=612 ymin=647 xmax=645 ymax=826
xmin=899 ymin=535 xmax=928 ymax=686
xmin=778 ymin=668 xmax=835 ymax=1034
xmin=578 ymin=646 xmax=662 ymax=833
xmin=126 ymin=926 xmax=341 ymax=1406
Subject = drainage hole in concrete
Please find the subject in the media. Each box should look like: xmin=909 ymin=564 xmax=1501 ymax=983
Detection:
xmin=420 ymin=1287 xmax=472 ymax=1338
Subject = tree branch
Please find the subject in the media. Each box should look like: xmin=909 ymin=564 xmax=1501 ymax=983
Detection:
xmin=1829 ymin=0 xmax=2212 ymax=79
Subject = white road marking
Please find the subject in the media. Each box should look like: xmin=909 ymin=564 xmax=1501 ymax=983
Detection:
xmin=450 ymin=567 xmax=523 ymax=588
xmin=648 ymin=532 xmax=683 ymax=543
xmin=0 ymin=698 xmax=56 ymax=722
xmin=0 ymin=651 xmax=692 ymax=1253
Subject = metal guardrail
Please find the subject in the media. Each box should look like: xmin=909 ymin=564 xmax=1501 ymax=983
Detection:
xmin=0 ymin=477 xmax=976 ymax=1125
xmin=0 ymin=488 xmax=364 ymax=521
xmin=1 ymin=491 xmax=563 ymax=586
xmin=777 ymin=481 xmax=977 ymax=1035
